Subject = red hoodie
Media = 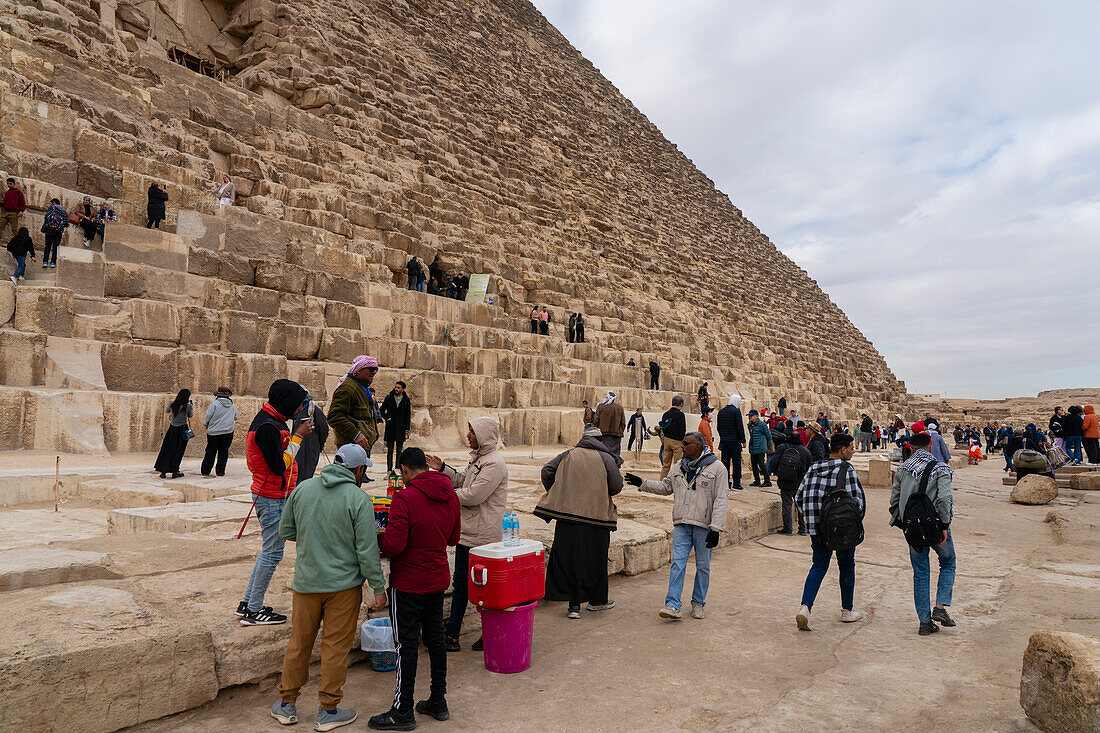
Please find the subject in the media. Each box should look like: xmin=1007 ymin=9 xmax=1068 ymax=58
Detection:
xmin=380 ymin=470 xmax=461 ymax=594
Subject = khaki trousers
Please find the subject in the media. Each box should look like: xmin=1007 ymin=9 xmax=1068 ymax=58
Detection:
xmin=661 ymin=436 xmax=684 ymax=479
xmin=0 ymin=211 xmax=20 ymax=241
xmin=278 ymin=585 xmax=363 ymax=709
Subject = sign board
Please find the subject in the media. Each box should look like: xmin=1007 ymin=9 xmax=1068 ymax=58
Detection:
xmin=464 ymin=273 xmax=490 ymax=303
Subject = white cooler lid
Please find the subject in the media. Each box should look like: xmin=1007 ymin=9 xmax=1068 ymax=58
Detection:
xmin=470 ymin=538 xmax=544 ymax=559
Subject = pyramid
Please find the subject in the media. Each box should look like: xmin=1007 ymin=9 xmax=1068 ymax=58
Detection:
xmin=0 ymin=0 xmax=906 ymax=454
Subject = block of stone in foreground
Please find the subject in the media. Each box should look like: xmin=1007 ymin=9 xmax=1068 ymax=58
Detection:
xmin=107 ymin=500 xmax=249 ymax=535
xmin=1010 ymin=475 xmax=1059 ymax=505
xmin=1071 ymin=472 xmax=1100 ymax=491
xmin=0 ymin=547 xmax=117 ymax=592
xmin=1020 ymin=630 xmax=1100 ymax=733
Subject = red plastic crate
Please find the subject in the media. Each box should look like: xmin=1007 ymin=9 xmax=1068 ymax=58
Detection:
xmin=468 ymin=539 xmax=545 ymax=610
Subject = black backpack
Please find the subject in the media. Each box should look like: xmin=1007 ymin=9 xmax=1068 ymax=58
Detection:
xmin=777 ymin=448 xmax=803 ymax=483
xmin=900 ymin=461 xmax=944 ymax=548
xmin=819 ymin=463 xmax=865 ymax=550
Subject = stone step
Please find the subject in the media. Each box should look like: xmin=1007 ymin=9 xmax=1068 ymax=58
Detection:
xmin=0 ymin=547 xmax=119 ymax=592
xmin=106 ymin=497 xmax=254 ymax=536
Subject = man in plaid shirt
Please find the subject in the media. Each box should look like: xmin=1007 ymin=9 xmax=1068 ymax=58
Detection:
xmin=794 ymin=433 xmax=865 ymax=630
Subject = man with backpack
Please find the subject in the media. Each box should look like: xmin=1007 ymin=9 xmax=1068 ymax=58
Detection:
xmin=41 ymin=197 xmax=68 ymax=269
xmin=775 ymin=431 xmax=812 ymax=535
xmin=794 ymin=433 xmax=865 ymax=630
xmin=889 ymin=432 xmax=956 ymax=636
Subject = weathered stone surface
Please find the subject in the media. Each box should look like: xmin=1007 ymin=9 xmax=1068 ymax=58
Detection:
xmin=14 ymin=286 xmax=73 ymax=336
xmin=0 ymin=547 xmax=117 ymax=592
xmin=1071 ymin=472 xmax=1100 ymax=491
xmin=1011 ymin=474 xmax=1059 ymax=505
xmin=0 ymin=330 xmax=46 ymax=386
xmin=1021 ymin=630 xmax=1100 ymax=733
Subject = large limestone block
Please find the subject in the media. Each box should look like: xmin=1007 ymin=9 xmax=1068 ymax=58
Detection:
xmin=103 ymin=392 xmax=173 ymax=452
xmin=0 ymin=280 xmax=15 ymax=324
xmin=103 ymin=223 xmax=188 ymax=271
xmin=1071 ymin=472 xmax=1100 ymax=491
xmin=0 ymin=388 xmax=28 ymax=450
xmin=178 ymin=352 xmax=236 ymax=396
xmin=867 ymin=457 xmax=892 ymax=487
xmin=287 ymin=361 xmax=327 ymax=400
xmin=127 ymin=299 xmax=181 ymax=343
xmin=26 ymin=389 xmax=108 ymax=454
xmin=0 ymin=585 xmax=220 ymax=732
xmin=318 ymin=327 xmax=365 ymax=363
xmin=1011 ymin=474 xmax=1059 ymax=505
xmin=0 ymin=547 xmax=117 ymax=591
xmin=54 ymin=246 xmax=106 ymax=297
xmin=179 ymin=306 xmax=224 ymax=348
xmin=107 ymin=500 xmax=247 ymax=535
xmin=1021 ymin=630 xmax=1100 ymax=733
xmin=0 ymin=329 xmax=46 ymax=386
xmin=13 ymin=286 xmax=73 ymax=336
xmin=101 ymin=342 xmax=178 ymax=393
xmin=285 ymin=325 xmax=322 ymax=360
xmin=233 ymin=353 xmax=288 ymax=397
xmin=44 ymin=336 xmax=106 ymax=390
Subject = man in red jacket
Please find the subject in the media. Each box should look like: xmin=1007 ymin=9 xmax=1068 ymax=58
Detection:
xmin=369 ymin=448 xmax=460 ymax=731
xmin=1 ymin=178 xmax=26 ymax=242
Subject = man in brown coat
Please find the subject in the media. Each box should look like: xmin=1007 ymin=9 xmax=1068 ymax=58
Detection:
xmin=594 ymin=391 xmax=626 ymax=456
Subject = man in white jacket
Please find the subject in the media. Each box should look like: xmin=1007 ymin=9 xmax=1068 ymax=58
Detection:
xmin=624 ymin=432 xmax=728 ymax=620
xmin=426 ymin=417 xmax=508 ymax=652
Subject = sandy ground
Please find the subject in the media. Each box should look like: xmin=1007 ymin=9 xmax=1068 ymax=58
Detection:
xmin=121 ymin=458 xmax=1100 ymax=733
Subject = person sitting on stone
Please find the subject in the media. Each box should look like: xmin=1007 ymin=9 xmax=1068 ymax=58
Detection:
xmin=213 ymin=174 xmax=236 ymax=206
xmin=76 ymin=196 xmax=97 ymax=247
xmin=95 ymin=200 xmax=116 ymax=242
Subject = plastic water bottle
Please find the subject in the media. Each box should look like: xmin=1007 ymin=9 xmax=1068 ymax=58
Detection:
xmin=503 ymin=513 xmax=518 ymax=547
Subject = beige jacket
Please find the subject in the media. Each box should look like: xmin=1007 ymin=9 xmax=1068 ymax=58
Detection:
xmin=535 ymin=429 xmax=623 ymax=530
xmin=639 ymin=453 xmax=729 ymax=532
xmin=441 ymin=417 xmax=508 ymax=547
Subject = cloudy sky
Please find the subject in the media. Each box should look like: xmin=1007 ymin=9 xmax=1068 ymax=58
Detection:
xmin=532 ymin=0 xmax=1100 ymax=399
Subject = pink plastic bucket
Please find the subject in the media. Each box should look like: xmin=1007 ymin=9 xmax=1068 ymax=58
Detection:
xmin=478 ymin=601 xmax=537 ymax=674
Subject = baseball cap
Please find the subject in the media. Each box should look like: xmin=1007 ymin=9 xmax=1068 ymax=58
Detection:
xmin=334 ymin=443 xmax=372 ymax=470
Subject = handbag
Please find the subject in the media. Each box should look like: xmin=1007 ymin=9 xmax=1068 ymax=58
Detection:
xmin=183 ymin=419 xmax=195 ymax=441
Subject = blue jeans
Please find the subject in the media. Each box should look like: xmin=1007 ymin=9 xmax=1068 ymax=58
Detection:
xmin=909 ymin=529 xmax=956 ymax=622
xmin=417 ymin=281 xmax=425 ymax=292
xmin=12 ymin=255 xmax=25 ymax=278
xmin=241 ymin=495 xmax=287 ymax=612
xmin=801 ymin=534 xmax=855 ymax=611
xmin=665 ymin=524 xmax=711 ymax=609
xmin=1065 ymin=435 xmax=1083 ymax=463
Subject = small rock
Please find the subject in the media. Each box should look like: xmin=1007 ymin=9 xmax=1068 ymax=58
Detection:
xmin=1020 ymin=630 xmax=1100 ymax=732
xmin=1011 ymin=475 xmax=1059 ymax=505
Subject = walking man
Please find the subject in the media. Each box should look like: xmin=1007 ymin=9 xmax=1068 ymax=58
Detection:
xmin=582 ymin=399 xmax=594 ymax=426
xmin=328 ymin=355 xmax=381 ymax=459
xmin=594 ymin=391 xmax=626 ymax=456
xmin=774 ymin=431 xmax=812 ymax=535
xmin=794 ymin=434 xmax=865 ymax=630
xmin=889 ymin=432 xmax=956 ymax=636
xmin=659 ymin=396 xmax=687 ymax=479
xmin=380 ymin=381 xmax=412 ymax=472
xmin=369 ymin=449 xmax=460 ymax=730
xmin=239 ymin=379 xmax=314 ymax=626
xmin=626 ymin=408 xmax=647 ymax=463
xmin=625 ymin=432 xmax=727 ymax=620
xmin=427 ymin=417 xmax=508 ymax=653
xmin=0 ymin=178 xmax=26 ymax=241
xmin=270 ymin=444 xmax=387 ymax=731
xmin=717 ymin=394 xmax=747 ymax=491
xmin=747 ymin=410 xmax=772 ymax=487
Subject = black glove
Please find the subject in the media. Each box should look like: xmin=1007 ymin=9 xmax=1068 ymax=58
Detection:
xmin=623 ymin=472 xmax=643 ymax=486
xmin=706 ymin=530 xmax=719 ymax=548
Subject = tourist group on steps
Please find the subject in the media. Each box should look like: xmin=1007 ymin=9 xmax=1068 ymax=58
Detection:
xmin=139 ymin=352 xmax=1100 ymax=730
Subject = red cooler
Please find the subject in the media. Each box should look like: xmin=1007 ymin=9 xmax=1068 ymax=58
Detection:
xmin=468 ymin=539 xmax=545 ymax=610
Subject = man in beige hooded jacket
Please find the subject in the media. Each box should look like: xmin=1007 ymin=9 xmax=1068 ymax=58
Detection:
xmin=427 ymin=416 xmax=508 ymax=652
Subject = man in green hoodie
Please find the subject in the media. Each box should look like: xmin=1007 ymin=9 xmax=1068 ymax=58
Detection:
xmin=270 ymin=443 xmax=387 ymax=732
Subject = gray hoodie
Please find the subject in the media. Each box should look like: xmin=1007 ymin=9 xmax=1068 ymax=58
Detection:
xmin=204 ymin=396 xmax=238 ymax=436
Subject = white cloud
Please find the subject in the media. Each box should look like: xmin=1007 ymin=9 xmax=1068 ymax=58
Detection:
xmin=533 ymin=0 xmax=1100 ymax=398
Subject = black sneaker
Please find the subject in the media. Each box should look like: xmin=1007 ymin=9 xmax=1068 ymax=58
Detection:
xmin=415 ymin=698 xmax=450 ymax=722
xmin=240 ymin=607 xmax=287 ymax=626
xmin=730 ymin=485 xmax=744 ymax=492
xmin=918 ymin=620 xmax=940 ymax=636
xmin=170 ymin=472 xmax=184 ymax=479
xmin=471 ymin=637 xmax=483 ymax=651
xmin=367 ymin=707 xmax=417 ymax=730
xmin=567 ymin=603 xmax=581 ymax=619
xmin=777 ymin=529 xmax=793 ymax=535
xmin=236 ymin=602 xmax=273 ymax=618
xmin=761 ymin=481 xmax=773 ymax=487
xmin=798 ymin=529 xmax=808 ymax=536
xmin=444 ymin=635 xmax=460 ymax=652
xmin=749 ymin=481 xmax=761 ymax=487
xmin=931 ymin=607 xmax=956 ymax=627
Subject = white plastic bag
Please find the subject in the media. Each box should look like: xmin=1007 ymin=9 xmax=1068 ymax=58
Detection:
xmin=360 ymin=617 xmax=396 ymax=652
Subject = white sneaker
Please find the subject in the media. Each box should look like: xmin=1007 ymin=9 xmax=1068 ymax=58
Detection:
xmin=840 ymin=608 xmax=863 ymax=623
xmin=9 ymin=275 xmax=16 ymax=284
xmin=83 ymin=239 xmax=91 ymax=248
xmin=690 ymin=603 xmax=705 ymax=619
xmin=796 ymin=605 xmax=813 ymax=630
xmin=659 ymin=605 xmax=682 ymax=620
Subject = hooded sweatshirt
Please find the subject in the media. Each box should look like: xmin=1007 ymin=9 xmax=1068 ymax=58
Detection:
xmin=278 ymin=463 xmax=385 ymax=594
xmin=203 ymin=395 xmax=238 ymax=436
xmin=1083 ymin=405 xmax=1099 ymax=439
xmin=441 ymin=417 xmax=509 ymax=547
xmin=380 ymin=469 xmax=461 ymax=594
xmin=6 ymin=227 xmax=34 ymax=258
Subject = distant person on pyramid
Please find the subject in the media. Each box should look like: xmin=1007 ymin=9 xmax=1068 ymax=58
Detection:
xmin=594 ymin=391 xmax=626 ymax=456
xmin=0 ymin=177 xmax=26 ymax=242
xmin=94 ymin=200 xmax=116 ymax=242
xmin=328 ymin=355 xmax=381 ymax=463
xmin=575 ymin=312 xmax=585 ymax=342
xmin=697 ymin=382 xmax=710 ymax=412
xmin=406 ymin=256 xmax=425 ymax=292
xmin=538 ymin=305 xmax=550 ymax=335
xmin=40 ymin=197 xmax=68 ymax=269
xmin=146 ymin=181 xmax=168 ymax=229
xmin=567 ymin=312 xmax=577 ymax=343
xmin=213 ymin=174 xmax=236 ymax=206
xmin=626 ymin=407 xmax=648 ymax=462
xmin=154 ymin=389 xmax=192 ymax=479
xmin=649 ymin=360 xmax=661 ymax=390
xmin=76 ymin=196 xmax=97 ymax=247
xmin=238 ymin=379 xmax=314 ymax=627
xmin=6 ymin=226 xmax=35 ymax=284
xmin=530 ymin=306 xmax=539 ymax=334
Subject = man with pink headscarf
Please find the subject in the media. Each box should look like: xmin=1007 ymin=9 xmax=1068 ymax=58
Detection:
xmin=327 ymin=356 xmax=381 ymax=457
